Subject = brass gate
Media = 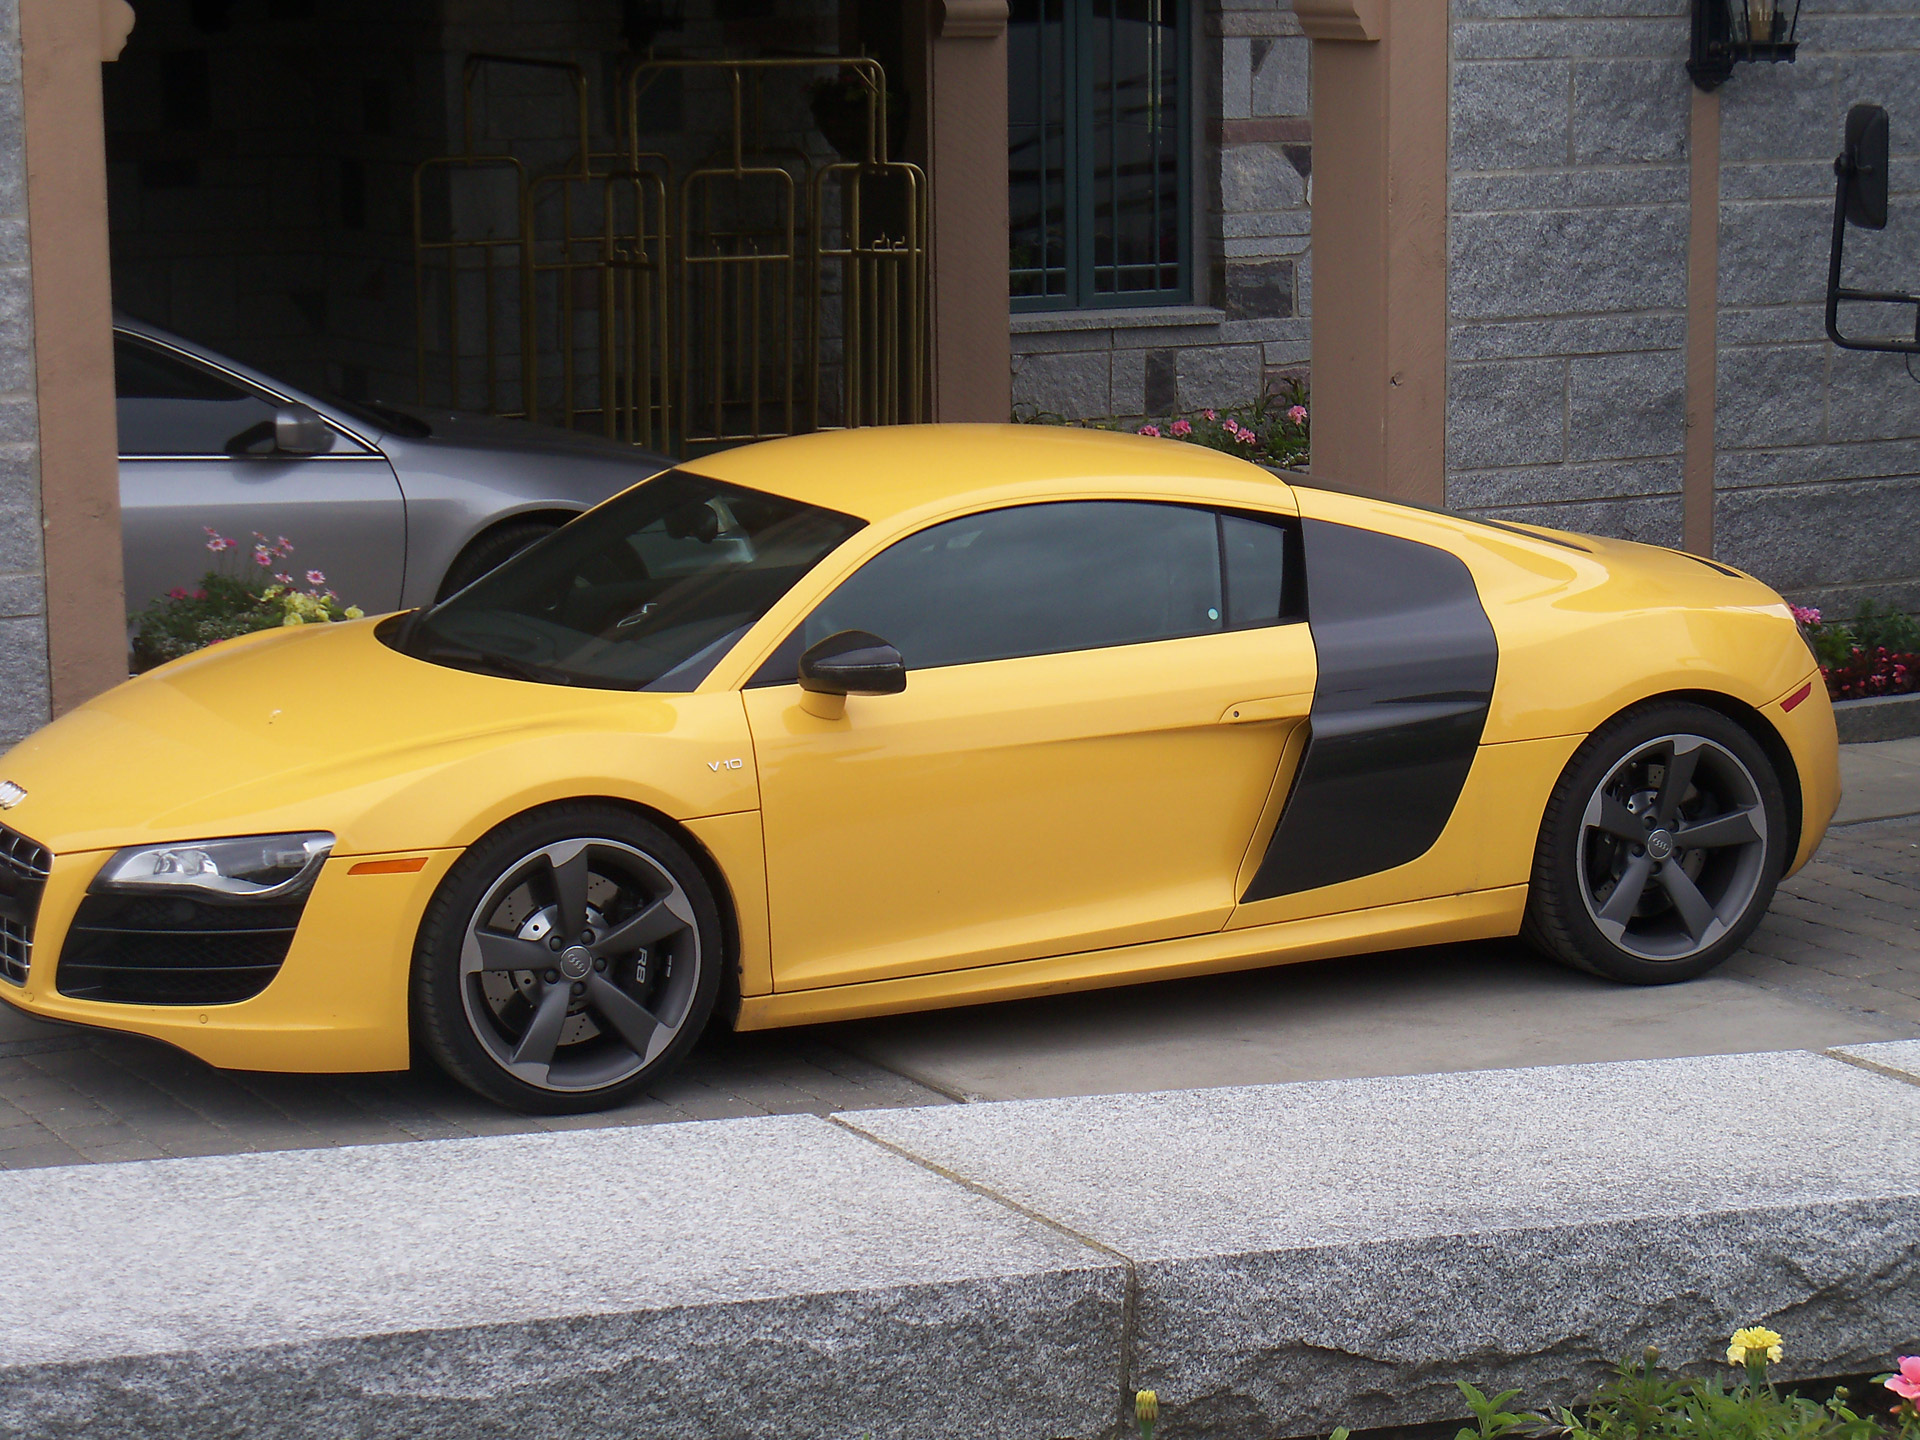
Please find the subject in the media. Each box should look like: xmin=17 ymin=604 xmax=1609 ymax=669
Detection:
xmin=413 ymin=52 xmax=927 ymax=454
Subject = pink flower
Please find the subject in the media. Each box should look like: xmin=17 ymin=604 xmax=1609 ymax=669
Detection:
xmin=1137 ymin=424 xmax=1161 ymax=437
xmin=1789 ymin=604 xmax=1822 ymax=625
xmin=1169 ymin=419 xmax=1192 ymax=437
xmin=306 ymin=569 xmax=326 ymax=586
xmin=254 ymin=550 xmax=273 ymax=567
xmin=167 ymin=587 xmax=190 ymax=600
xmin=192 ymin=589 xmax=207 ymax=600
xmin=1235 ymin=428 xmax=1257 ymax=444
xmin=1287 ymin=404 xmax=1308 ymax=424
xmin=1202 ymin=409 xmax=1217 ymax=421
xmin=1886 ymin=1357 xmax=1920 ymax=1402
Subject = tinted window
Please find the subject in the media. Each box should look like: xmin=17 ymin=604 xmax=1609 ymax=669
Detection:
xmin=398 ymin=470 xmax=863 ymax=692
xmin=114 ymin=336 xmax=278 ymax=456
xmin=1222 ymin=513 xmax=1295 ymax=628
xmin=797 ymin=501 xmax=1226 ymax=673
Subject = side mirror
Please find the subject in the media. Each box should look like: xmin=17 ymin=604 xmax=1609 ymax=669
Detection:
xmin=274 ymin=403 xmax=335 ymax=455
xmin=1844 ymin=103 xmax=1889 ymax=230
xmin=798 ymin=630 xmax=906 ymax=697
xmin=1826 ymin=103 xmax=1919 ymax=356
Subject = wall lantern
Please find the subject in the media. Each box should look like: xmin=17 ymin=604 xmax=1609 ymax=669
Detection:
xmin=1687 ymin=0 xmax=1802 ymax=90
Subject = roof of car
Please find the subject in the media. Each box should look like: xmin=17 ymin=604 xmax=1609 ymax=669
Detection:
xmin=674 ymin=423 xmax=1286 ymax=523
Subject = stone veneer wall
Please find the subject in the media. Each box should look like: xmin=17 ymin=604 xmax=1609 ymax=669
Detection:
xmin=1447 ymin=0 xmax=1920 ymax=613
xmin=1445 ymin=0 xmax=1693 ymax=545
xmin=1713 ymin=4 xmax=1920 ymax=615
xmin=0 ymin=0 xmax=48 ymax=745
xmin=1008 ymin=0 xmax=1311 ymax=422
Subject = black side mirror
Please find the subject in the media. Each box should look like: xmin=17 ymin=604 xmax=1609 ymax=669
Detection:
xmin=1826 ymin=103 xmax=1919 ymax=356
xmin=798 ymin=630 xmax=906 ymax=696
xmin=1844 ymin=103 xmax=1890 ymax=230
xmin=274 ymin=403 xmax=335 ymax=455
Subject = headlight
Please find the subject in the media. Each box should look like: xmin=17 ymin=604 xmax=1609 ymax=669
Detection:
xmin=92 ymin=833 xmax=335 ymax=902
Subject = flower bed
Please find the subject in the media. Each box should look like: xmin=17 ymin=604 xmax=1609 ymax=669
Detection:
xmin=1793 ymin=602 xmax=1920 ymax=702
xmin=130 ymin=530 xmax=364 ymax=673
xmin=1015 ymin=379 xmax=1311 ymax=471
xmin=1135 ymin=1329 xmax=1919 ymax=1440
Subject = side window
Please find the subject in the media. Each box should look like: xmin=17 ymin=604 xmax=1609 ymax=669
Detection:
xmin=114 ymin=336 xmax=279 ymax=457
xmin=794 ymin=500 xmax=1227 ymax=674
xmin=1221 ymin=512 xmax=1299 ymax=629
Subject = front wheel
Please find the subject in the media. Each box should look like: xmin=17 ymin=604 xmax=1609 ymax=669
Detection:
xmin=1523 ymin=702 xmax=1788 ymax=984
xmin=412 ymin=803 xmax=723 ymax=1113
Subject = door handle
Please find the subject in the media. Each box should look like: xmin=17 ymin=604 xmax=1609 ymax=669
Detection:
xmin=1219 ymin=693 xmax=1313 ymax=725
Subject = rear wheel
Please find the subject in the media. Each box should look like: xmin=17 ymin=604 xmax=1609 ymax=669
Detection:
xmin=412 ymin=803 xmax=722 ymax=1113
xmin=1523 ymin=701 xmax=1787 ymax=984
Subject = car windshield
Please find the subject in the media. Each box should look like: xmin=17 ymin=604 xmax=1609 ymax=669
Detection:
xmin=394 ymin=470 xmax=863 ymax=691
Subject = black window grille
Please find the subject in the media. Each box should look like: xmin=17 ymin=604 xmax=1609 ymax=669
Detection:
xmin=1009 ymin=0 xmax=1187 ymax=310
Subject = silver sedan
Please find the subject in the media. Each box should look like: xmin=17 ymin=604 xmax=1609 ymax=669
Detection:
xmin=114 ymin=317 xmax=673 ymax=616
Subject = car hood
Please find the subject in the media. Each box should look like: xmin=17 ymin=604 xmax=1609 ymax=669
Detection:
xmin=0 ymin=621 xmax=672 ymax=857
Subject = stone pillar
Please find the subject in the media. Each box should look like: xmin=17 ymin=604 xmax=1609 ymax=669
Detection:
xmin=926 ymin=0 xmax=1011 ymax=422
xmin=19 ymin=0 xmax=130 ymax=723
xmin=1293 ymin=0 xmax=1446 ymax=504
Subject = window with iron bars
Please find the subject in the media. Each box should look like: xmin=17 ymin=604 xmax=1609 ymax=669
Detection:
xmin=1008 ymin=0 xmax=1188 ymax=311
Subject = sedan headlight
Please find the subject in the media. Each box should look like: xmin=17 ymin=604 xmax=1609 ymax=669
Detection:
xmin=92 ymin=833 xmax=335 ymax=902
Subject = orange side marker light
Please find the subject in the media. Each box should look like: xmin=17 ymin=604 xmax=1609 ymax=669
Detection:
xmin=1780 ymin=681 xmax=1813 ymax=713
xmin=348 ymin=857 xmax=432 ymax=876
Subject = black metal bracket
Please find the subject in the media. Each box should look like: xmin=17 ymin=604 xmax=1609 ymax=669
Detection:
xmin=1826 ymin=109 xmax=1920 ymax=356
xmin=1688 ymin=0 xmax=1800 ymax=91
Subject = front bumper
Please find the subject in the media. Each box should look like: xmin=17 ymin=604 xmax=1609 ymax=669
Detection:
xmin=0 ymin=841 xmax=460 ymax=1072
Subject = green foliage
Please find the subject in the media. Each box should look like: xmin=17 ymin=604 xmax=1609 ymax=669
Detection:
xmin=1550 ymin=1350 xmax=1910 ymax=1440
xmin=1795 ymin=599 xmax=1920 ymax=700
xmin=129 ymin=530 xmax=364 ymax=673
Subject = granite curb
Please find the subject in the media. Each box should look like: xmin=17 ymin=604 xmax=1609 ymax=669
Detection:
xmin=1835 ymin=693 xmax=1920 ymax=744
xmin=2 ymin=1052 xmax=1917 ymax=1438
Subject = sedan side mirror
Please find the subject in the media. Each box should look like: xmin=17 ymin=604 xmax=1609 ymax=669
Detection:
xmin=275 ymin=403 xmax=336 ymax=455
xmin=797 ymin=630 xmax=905 ymax=718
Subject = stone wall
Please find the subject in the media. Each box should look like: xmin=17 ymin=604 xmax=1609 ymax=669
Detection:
xmin=1713 ymin=3 xmax=1920 ymax=615
xmin=1008 ymin=0 xmax=1311 ymax=423
xmin=0 ymin=0 xmax=48 ymax=746
xmin=1444 ymin=0 xmax=1692 ymax=546
xmin=1446 ymin=0 xmax=1920 ymax=615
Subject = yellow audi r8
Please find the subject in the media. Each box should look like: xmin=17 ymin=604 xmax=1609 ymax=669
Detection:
xmin=0 ymin=426 xmax=1837 ymax=1111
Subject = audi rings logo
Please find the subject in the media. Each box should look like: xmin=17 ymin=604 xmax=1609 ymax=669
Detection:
xmin=0 ymin=781 xmax=25 ymax=810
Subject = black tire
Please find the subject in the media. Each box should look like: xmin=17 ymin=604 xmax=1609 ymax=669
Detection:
xmin=435 ymin=519 xmax=561 ymax=600
xmin=412 ymin=802 xmax=724 ymax=1113
xmin=1522 ymin=700 xmax=1788 ymax=984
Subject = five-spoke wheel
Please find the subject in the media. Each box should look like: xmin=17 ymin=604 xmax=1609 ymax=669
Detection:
xmin=413 ymin=804 xmax=722 ymax=1112
xmin=1525 ymin=702 xmax=1788 ymax=983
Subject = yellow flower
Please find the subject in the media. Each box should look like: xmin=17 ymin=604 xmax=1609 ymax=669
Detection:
xmin=1135 ymin=1391 xmax=1158 ymax=1424
xmin=281 ymin=613 xmax=304 ymax=627
xmin=1727 ymin=1326 xmax=1784 ymax=1365
xmin=344 ymin=606 xmax=363 ymax=620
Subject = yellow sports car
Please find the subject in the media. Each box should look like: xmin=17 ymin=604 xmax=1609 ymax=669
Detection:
xmin=0 ymin=427 xmax=1837 ymax=1112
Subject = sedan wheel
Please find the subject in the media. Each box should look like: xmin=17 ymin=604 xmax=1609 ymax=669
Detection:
xmin=1524 ymin=702 xmax=1787 ymax=983
xmin=413 ymin=805 xmax=722 ymax=1112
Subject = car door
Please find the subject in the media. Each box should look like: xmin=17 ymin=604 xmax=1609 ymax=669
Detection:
xmin=743 ymin=498 xmax=1317 ymax=992
xmin=114 ymin=333 xmax=407 ymax=615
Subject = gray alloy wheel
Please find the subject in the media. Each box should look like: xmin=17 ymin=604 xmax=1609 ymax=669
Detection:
xmin=1575 ymin=732 xmax=1771 ymax=962
xmin=1524 ymin=700 xmax=1787 ymax=985
xmin=457 ymin=837 xmax=703 ymax=1094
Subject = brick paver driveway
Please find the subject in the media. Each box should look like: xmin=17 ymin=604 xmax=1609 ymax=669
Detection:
xmin=1 ymin=815 xmax=1914 ymax=1169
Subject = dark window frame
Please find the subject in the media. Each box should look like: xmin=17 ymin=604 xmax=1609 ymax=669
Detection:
xmin=1008 ymin=0 xmax=1191 ymax=312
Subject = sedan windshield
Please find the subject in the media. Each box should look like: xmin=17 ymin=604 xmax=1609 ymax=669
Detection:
xmin=393 ymin=470 xmax=863 ymax=690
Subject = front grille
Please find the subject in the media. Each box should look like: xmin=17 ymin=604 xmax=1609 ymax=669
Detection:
xmin=0 ymin=823 xmax=51 ymax=986
xmin=57 ymin=894 xmax=307 ymax=1006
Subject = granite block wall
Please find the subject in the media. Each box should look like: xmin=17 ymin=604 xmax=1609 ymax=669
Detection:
xmin=0 ymin=0 xmax=48 ymax=746
xmin=1447 ymin=0 xmax=1920 ymax=614
xmin=1713 ymin=3 xmax=1920 ymax=614
xmin=1009 ymin=0 xmax=1311 ymax=422
xmin=1445 ymin=0 xmax=1693 ymax=547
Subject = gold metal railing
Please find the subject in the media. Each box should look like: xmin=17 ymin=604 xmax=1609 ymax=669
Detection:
xmin=412 ymin=50 xmax=926 ymax=454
